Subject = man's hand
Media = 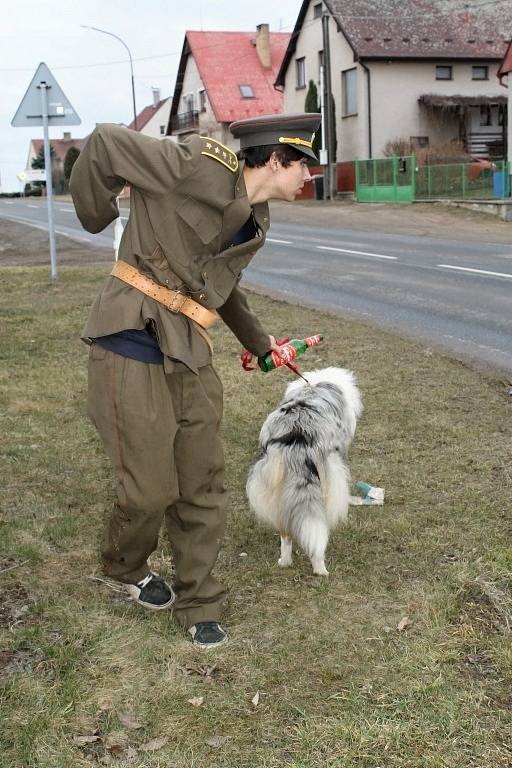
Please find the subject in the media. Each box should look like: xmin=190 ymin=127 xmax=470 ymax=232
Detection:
xmin=268 ymin=335 xmax=289 ymax=359
xmin=240 ymin=335 xmax=288 ymax=371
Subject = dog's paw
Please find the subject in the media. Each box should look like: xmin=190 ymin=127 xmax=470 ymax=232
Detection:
xmin=278 ymin=557 xmax=292 ymax=568
xmin=312 ymin=562 xmax=329 ymax=576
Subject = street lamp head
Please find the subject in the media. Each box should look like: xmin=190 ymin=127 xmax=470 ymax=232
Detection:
xmin=79 ymin=25 xmax=137 ymax=130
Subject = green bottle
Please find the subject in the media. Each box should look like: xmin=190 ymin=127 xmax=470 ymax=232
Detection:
xmin=257 ymin=335 xmax=323 ymax=372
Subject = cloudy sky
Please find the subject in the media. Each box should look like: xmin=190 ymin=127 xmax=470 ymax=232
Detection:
xmin=0 ymin=0 xmax=302 ymax=191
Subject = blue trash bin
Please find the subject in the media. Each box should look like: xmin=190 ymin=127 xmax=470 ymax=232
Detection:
xmin=492 ymin=171 xmax=506 ymax=198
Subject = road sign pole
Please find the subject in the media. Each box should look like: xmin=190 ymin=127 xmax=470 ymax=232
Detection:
xmin=39 ymin=81 xmax=58 ymax=281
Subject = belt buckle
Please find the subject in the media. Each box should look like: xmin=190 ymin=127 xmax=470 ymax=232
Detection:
xmin=168 ymin=290 xmax=189 ymax=313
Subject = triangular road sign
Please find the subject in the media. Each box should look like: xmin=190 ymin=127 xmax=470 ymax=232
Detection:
xmin=11 ymin=61 xmax=81 ymax=127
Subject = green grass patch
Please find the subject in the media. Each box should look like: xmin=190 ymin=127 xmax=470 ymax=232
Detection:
xmin=1 ymin=265 xmax=511 ymax=767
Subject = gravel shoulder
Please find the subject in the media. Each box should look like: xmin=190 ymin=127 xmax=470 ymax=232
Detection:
xmin=270 ymin=198 xmax=512 ymax=244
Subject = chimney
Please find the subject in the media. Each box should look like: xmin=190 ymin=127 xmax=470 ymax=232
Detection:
xmin=256 ymin=23 xmax=272 ymax=69
xmin=152 ymin=87 xmax=161 ymax=107
xmin=63 ymin=132 xmax=71 ymax=140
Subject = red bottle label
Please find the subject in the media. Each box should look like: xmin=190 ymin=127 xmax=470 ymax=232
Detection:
xmin=305 ymin=334 xmax=322 ymax=348
xmin=270 ymin=344 xmax=297 ymax=368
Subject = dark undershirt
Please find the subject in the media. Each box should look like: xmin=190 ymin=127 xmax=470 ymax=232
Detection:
xmin=93 ymin=213 xmax=258 ymax=364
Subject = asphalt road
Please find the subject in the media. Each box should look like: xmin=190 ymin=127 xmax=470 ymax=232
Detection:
xmin=1 ymin=197 xmax=511 ymax=375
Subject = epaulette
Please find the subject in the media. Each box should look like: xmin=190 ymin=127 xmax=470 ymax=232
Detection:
xmin=200 ymin=136 xmax=239 ymax=172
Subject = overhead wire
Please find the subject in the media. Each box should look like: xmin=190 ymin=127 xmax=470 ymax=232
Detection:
xmin=0 ymin=1 xmax=509 ymax=74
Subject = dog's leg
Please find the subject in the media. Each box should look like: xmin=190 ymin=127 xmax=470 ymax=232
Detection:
xmin=311 ymin=555 xmax=329 ymax=576
xmin=305 ymin=520 xmax=330 ymax=576
xmin=278 ymin=535 xmax=293 ymax=567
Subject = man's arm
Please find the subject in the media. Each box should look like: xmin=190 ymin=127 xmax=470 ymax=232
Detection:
xmin=217 ymin=285 xmax=272 ymax=357
xmin=69 ymin=124 xmax=199 ymax=233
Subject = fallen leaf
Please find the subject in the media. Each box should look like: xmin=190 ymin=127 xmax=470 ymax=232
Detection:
xmin=73 ymin=734 xmax=102 ymax=745
xmin=140 ymin=737 xmax=168 ymax=753
xmin=179 ymin=663 xmax=219 ymax=680
xmin=119 ymin=712 xmax=144 ymax=730
xmin=397 ymin=615 xmax=412 ymax=632
xmin=251 ymin=691 xmax=260 ymax=707
xmin=188 ymin=696 xmax=204 ymax=707
xmin=206 ymin=735 xmax=228 ymax=748
xmin=125 ymin=746 xmax=138 ymax=763
xmin=105 ymin=731 xmax=128 ymax=754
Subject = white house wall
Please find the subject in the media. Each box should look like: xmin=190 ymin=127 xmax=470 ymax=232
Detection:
xmin=178 ymin=53 xmax=237 ymax=149
xmin=369 ymin=60 xmax=504 ymax=156
xmin=141 ymin=100 xmax=173 ymax=139
xmin=282 ymin=0 xmax=505 ymax=160
xmin=282 ymin=2 xmax=366 ymax=160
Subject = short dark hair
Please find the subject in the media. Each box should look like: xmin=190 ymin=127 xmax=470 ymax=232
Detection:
xmin=238 ymin=144 xmax=304 ymax=168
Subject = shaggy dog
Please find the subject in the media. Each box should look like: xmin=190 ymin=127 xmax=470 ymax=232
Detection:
xmin=246 ymin=368 xmax=362 ymax=575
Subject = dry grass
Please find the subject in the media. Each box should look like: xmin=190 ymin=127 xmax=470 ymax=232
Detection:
xmin=1 ymin=264 xmax=511 ymax=767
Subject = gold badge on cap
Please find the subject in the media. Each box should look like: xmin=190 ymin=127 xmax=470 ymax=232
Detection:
xmin=278 ymin=136 xmax=313 ymax=149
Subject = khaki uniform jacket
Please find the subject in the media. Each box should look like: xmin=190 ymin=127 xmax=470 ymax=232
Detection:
xmin=70 ymin=124 xmax=271 ymax=373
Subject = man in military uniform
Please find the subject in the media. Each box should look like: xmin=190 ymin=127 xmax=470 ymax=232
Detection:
xmin=70 ymin=112 xmax=321 ymax=647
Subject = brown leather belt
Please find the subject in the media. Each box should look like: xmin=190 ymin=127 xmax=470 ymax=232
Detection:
xmin=111 ymin=260 xmax=218 ymax=330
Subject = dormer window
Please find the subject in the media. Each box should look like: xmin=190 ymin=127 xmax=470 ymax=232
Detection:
xmin=239 ymin=84 xmax=255 ymax=98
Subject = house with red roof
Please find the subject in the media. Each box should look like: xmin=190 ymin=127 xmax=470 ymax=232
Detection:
xmin=275 ymin=0 xmax=511 ymax=162
xmin=127 ymin=88 xmax=172 ymax=138
xmin=167 ymin=24 xmax=290 ymax=149
xmin=27 ymin=132 xmax=87 ymax=172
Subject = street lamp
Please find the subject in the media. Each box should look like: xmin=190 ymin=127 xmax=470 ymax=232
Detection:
xmin=81 ymin=25 xmax=138 ymax=130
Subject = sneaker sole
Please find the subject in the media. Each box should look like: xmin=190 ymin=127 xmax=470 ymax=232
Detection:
xmin=192 ymin=635 xmax=228 ymax=649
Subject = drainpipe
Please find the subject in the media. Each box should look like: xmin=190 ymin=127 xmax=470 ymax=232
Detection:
xmin=360 ymin=60 xmax=372 ymax=158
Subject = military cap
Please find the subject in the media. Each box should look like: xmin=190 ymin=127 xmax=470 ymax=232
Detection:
xmin=229 ymin=112 xmax=321 ymax=161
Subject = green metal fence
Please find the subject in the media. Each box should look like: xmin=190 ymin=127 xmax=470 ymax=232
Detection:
xmin=355 ymin=156 xmax=415 ymax=203
xmin=355 ymin=157 xmax=511 ymax=203
xmin=415 ymin=160 xmax=510 ymax=200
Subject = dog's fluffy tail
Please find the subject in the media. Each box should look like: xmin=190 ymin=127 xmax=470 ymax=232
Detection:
xmin=246 ymin=445 xmax=350 ymax=561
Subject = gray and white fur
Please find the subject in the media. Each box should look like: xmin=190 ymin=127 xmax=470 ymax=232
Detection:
xmin=246 ymin=368 xmax=362 ymax=575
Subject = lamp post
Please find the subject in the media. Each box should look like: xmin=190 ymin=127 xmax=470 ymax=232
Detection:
xmin=81 ymin=25 xmax=138 ymax=130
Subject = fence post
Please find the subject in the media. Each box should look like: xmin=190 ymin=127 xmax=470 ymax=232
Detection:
xmin=392 ymin=156 xmax=398 ymax=202
xmin=355 ymin=160 xmax=359 ymax=202
xmin=461 ymin=164 xmax=466 ymax=199
xmin=427 ymin=164 xmax=431 ymax=199
xmin=411 ymin=155 xmax=416 ymax=202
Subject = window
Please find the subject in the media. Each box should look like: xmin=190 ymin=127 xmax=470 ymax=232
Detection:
xmin=159 ymin=125 xmax=165 ymax=135
xmin=318 ymin=50 xmax=324 ymax=81
xmin=342 ymin=67 xmax=357 ymax=115
xmin=198 ymin=89 xmax=207 ymax=111
xmin=296 ymin=57 xmax=306 ymax=89
xmin=480 ymin=104 xmax=492 ymax=126
xmin=410 ymin=136 xmax=429 ymax=148
xmin=239 ymin=84 xmax=254 ymax=98
xmin=313 ymin=2 xmax=323 ymax=17
xmin=183 ymin=93 xmax=194 ymax=112
xmin=472 ymin=65 xmax=488 ymax=80
xmin=435 ymin=65 xmax=452 ymax=80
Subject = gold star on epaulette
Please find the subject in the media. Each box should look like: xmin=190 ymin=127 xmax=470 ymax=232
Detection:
xmin=200 ymin=136 xmax=238 ymax=172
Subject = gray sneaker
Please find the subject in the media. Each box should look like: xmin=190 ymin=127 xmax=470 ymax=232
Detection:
xmin=125 ymin=573 xmax=175 ymax=610
xmin=188 ymin=622 xmax=228 ymax=648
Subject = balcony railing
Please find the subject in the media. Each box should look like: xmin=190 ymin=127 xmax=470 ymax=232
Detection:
xmin=170 ymin=110 xmax=199 ymax=134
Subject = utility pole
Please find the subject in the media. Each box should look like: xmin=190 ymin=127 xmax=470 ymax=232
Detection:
xmin=322 ymin=12 xmax=335 ymax=200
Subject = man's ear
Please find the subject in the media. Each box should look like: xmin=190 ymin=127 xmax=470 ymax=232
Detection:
xmin=268 ymin=151 xmax=281 ymax=172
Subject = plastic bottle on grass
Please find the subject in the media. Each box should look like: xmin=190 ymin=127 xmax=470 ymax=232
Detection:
xmin=257 ymin=335 xmax=323 ymax=372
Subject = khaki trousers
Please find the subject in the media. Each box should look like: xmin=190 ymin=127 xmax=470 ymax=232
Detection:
xmin=87 ymin=344 xmax=226 ymax=629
